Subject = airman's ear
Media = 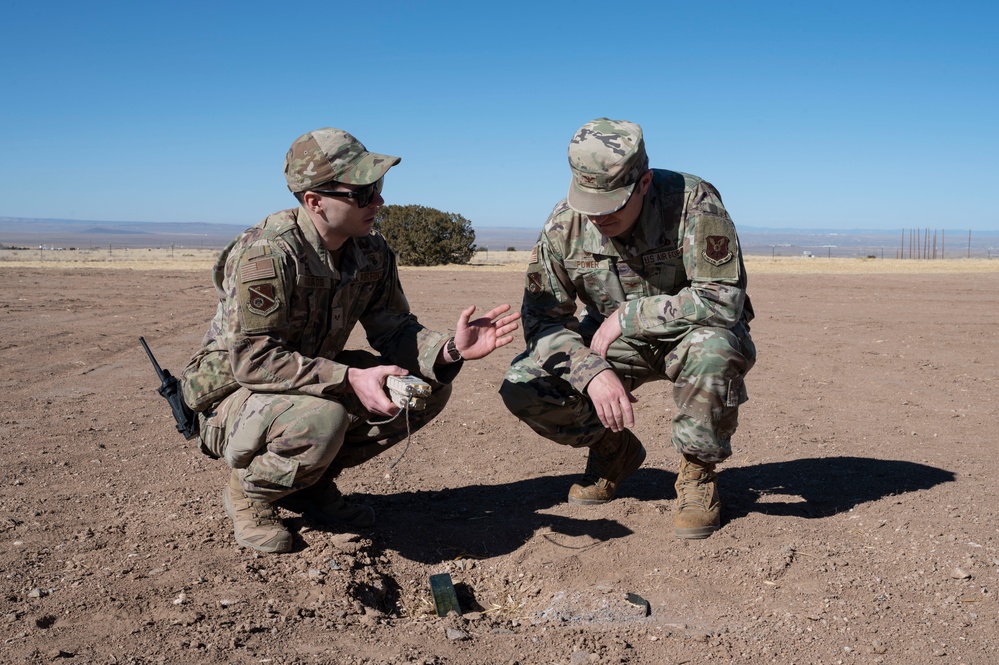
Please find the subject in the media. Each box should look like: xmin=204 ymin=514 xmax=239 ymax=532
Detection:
xmin=638 ymin=169 xmax=653 ymax=194
xmin=302 ymin=191 xmax=323 ymax=213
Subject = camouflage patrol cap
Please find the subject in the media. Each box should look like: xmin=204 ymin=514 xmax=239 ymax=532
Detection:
xmin=566 ymin=118 xmax=648 ymax=216
xmin=284 ymin=127 xmax=401 ymax=193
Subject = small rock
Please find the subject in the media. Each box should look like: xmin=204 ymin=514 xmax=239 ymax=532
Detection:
xmin=952 ymin=568 xmax=972 ymax=580
xmin=446 ymin=627 xmax=469 ymax=641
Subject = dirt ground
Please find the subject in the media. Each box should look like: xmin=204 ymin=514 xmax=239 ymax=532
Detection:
xmin=1 ymin=260 xmax=998 ymax=664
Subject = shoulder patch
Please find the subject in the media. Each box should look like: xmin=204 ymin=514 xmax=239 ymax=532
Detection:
xmin=246 ymin=283 xmax=279 ymax=315
xmin=703 ymin=236 xmax=733 ymax=266
xmin=235 ymin=250 xmax=287 ymax=334
xmin=527 ymin=271 xmax=543 ymax=295
xmin=240 ymin=257 xmax=276 ymax=282
xmin=693 ymin=213 xmax=740 ymax=281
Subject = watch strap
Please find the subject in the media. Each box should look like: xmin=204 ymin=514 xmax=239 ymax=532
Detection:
xmin=446 ymin=337 xmax=463 ymax=362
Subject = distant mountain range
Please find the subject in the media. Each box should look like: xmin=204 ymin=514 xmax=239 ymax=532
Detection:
xmin=2 ymin=217 xmax=997 ymax=258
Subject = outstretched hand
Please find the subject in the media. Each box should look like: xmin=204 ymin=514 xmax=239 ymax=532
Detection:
xmin=452 ymin=304 xmax=521 ymax=361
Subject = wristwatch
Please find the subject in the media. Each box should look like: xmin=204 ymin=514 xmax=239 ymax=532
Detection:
xmin=445 ymin=337 xmax=463 ymax=362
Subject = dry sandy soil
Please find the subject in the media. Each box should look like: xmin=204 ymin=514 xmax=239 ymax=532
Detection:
xmin=1 ymin=255 xmax=998 ymax=664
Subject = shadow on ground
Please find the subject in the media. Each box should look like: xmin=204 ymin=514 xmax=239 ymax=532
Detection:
xmin=720 ymin=456 xmax=955 ymax=519
xmin=334 ymin=456 xmax=952 ymax=564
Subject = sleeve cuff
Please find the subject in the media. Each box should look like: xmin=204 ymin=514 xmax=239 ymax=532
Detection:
xmin=568 ymin=353 xmax=613 ymax=393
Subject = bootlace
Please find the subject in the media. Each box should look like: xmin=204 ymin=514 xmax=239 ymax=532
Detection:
xmin=678 ymin=466 xmax=715 ymax=509
xmin=240 ymin=496 xmax=280 ymax=524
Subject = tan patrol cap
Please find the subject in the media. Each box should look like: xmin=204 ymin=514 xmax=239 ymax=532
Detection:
xmin=284 ymin=127 xmax=401 ymax=193
xmin=566 ymin=118 xmax=648 ymax=216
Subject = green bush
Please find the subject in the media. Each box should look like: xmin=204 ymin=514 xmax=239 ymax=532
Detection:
xmin=375 ymin=204 xmax=477 ymax=266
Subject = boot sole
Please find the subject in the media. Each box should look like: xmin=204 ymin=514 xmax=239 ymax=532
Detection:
xmin=675 ymin=523 xmax=719 ymax=539
xmin=567 ymin=495 xmax=611 ymax=506
xmin=567 ymin=444 xmax=647 ymax=506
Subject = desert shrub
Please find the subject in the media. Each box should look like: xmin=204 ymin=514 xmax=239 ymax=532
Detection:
xmin=375 ymin=204 xmax=476 ymax=266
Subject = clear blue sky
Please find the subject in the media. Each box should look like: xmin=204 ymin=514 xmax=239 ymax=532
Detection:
xmin=1 ymin=1 xmax=996 ymax=231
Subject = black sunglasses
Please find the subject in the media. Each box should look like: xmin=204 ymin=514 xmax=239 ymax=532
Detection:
xmin=311 ymin=178 xmax=384 ymax=208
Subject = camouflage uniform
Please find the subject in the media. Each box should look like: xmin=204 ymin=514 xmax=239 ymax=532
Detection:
xmin=181 ymin=206 xmax=460 ymax=501
xmin=500 ymin=167 xmax=756 ymax=464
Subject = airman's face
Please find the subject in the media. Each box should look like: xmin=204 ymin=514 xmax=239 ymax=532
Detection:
xmin=303 ymin=181 xmax=386 ymax=251
xmin=586 ymin=171 xmax=652 ymax=239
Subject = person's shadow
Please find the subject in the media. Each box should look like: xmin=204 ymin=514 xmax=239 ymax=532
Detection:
xmin=339 ymin=456 xmax=953 ymax=565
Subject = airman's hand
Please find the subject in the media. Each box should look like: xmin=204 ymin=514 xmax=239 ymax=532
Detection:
xmin=590 ymin=306 xmax=624 ymax=358
xmin=347 ymin=365 xmax=407 ymax=417
xmin=451 ymin=304 xmax=521 ymax=361
xmin=584 ymin=368 xmax=637 ymax=432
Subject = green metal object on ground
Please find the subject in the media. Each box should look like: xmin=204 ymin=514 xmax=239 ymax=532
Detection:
xmin=625 ymin=592 xmax=651 ymax=616
xmin=429 ymin=573 xmax=461 ymax=617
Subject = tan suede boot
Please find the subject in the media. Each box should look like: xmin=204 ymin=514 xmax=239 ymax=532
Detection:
xmin=568 ymin=430 xmax=646 ymax=505
xmin=278 ymin=480 xmax=375 ymax=529
xmin=222 ymin=471 xmax=292 ymax=553
xmin=674 ymin=454 xmax=721 ymax=539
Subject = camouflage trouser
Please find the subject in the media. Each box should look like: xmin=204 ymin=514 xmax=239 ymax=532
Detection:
xmin=499 ymin=323 xmax=755 ymax=463
xmin=199 ymin=351 xmax=451 ymax=501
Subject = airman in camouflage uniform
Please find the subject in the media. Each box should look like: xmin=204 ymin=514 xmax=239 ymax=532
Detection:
xmin=182 ymin=127 xmax=520 ymax=553
xmin=500 ymin=118 xmax=755 ymax=539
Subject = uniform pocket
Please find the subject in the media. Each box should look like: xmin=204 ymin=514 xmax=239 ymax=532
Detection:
xmin=577 ymin=269 xmax=622 ymax=311
xmin=223 ymin=393 xmax=294 ymax=469
xmin=198 ymin=413 xmax=224 ymax=460
xmin=245 ymin=453 xmax=300 ymax=489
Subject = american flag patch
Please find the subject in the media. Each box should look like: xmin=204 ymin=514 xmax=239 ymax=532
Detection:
xmin=240 ymin=258 xmax=276 ymax=282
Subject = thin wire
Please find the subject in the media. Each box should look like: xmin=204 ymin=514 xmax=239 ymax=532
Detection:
xmin=365 ymin=402 xmax=415 ymax=470
xmin=388 ymin=404 xmax=413 ymax=470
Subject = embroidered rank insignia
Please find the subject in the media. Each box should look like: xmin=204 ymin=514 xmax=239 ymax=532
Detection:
xmin=240 ymin=258 xmax=276 ymax=283
xmin=246 ymin=284 xmax=278 ymax=315
xmin=703 ymin=235 xmax=733 ymax=266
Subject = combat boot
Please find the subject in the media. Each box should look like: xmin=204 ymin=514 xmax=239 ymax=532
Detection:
xmin=222 ymin=471 xmax=292 ymax=553
xmin=279 ymin=480 xmax=375 ymax=530
xmin=674 ymin=454 xmax=721 ymax=539
xmin=568 ymin=429 xmax=646 ymax=505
